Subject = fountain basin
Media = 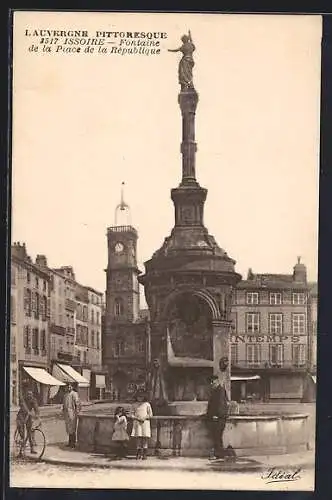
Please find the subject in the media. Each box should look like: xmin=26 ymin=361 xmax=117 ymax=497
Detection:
xmin=77 ymin=409 xmax=310 ymax=457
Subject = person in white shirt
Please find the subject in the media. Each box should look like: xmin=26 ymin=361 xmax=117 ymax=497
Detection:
xmin=131 ymin=390 xmax=153 ymax=460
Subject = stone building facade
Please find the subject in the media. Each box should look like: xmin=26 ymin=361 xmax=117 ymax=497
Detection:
xmin=11 ymin=243 xmax=51 ymax=406
xmin=10 ymin=244 xmax=105 ymax=405
xmin=230 ymin=260 xmax=317 ymax=401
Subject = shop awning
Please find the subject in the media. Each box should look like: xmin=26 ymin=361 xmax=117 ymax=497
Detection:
xmin=54 ymin=363 xmax=90 ymax=387
xmin=23 ymin=366 xmax=65 ymax=386
xmin=95 ymin=374 xmax=106 ymax=388
xmin=231 ymin=375 xmax=261 ymax=381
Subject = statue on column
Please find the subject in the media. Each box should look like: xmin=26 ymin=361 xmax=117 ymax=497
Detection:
xmin=168 ymin=31 xmax=195 ymax=91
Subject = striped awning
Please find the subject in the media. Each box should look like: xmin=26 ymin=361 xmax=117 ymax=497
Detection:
xmin=23 ymin=366 xmax=65 ymax=386
xmin=52 ymin=363 xmax=89 ymax=387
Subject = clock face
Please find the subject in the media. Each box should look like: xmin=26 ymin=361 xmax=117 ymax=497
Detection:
xmin=115 ymin=242 xmax=124 ymax=254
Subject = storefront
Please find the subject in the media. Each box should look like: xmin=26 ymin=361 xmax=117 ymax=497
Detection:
xmin=20 ymin=365 xmax=65 ymax=405
xmin=230 ymin=375 xmax=261 ymax=402
xmin=50 ymin=362 xmax=90 ymax=402
xmin=268 ymin=373 xmax=305 ymax=401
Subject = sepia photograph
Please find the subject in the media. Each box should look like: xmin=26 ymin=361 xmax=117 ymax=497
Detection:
xmin=9 ymin=10 xmax=321 ymax=491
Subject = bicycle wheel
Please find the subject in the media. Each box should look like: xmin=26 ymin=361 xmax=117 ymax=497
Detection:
xmin=13 ymin=429 xmax=24 ymax=458
xmin=25 ymin=428 xmax=46 ymax=460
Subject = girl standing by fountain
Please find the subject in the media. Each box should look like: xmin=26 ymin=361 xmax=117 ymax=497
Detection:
xmin=112 ymin=406 xmax=129 ymax=459
xmin=131 ymin=390 xmax=153 ymax=460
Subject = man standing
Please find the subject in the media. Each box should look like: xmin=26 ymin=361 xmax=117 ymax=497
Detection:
xmin=63 ymin=383 xmax=81 ymax=448
xmin=206 ymin=374 xmax=229 ymax=459
xmin=16 ymin=387 xmax=40 ymax=455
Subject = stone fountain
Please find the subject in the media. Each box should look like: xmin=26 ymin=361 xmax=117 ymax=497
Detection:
xmin=77 ymin=31 xmax=310 ymax=458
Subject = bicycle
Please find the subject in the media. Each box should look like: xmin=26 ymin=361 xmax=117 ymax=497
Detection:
xmin=13 ymin=416 xmax=46 ymax=460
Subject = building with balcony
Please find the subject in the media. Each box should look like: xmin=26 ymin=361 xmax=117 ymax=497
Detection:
xmin=11 ymin=243 xmax=51 ymax=406
xmin=230 ymin=258 xmax=317 ymax=402
xmin=11 ymin=244 xmax=106 ymax=405
xmin=49 ymin=268 xmax=105 ymax=401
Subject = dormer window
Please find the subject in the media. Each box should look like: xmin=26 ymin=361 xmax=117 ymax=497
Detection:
xmin=246 ymin=292 xmax=259 ymax=305
xmin=292 ymin=292 xmax=305 ymax=305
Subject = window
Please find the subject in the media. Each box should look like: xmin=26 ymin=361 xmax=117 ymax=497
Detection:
xmin=246 ymin=292 xmax=259 ymax=305
xmin=35 ymin=292 xmax=40 ymax=319
xmin=42 ymin=296 xmax=47 ymax=321
xmin=11 ymin=335 xmax=16 ymax=359
xmin=11 ymin=295 xmax=16 ymax=324
xmin=91 ymin=330 xmax=95 ymax=347
xmin=114 ymin=298 xmax=124 ymax=316
xmin=97 ymin=312 xmax=100 ymax=325
xmin=40 ymin=330 xmax=46 ymax=352
xmin=43 ymin=280 xmax=47 ymax=291
xmin=11 ymin=266 xmax=16 ymax=285
xmin=27 ymin=272 xmax=30 ymax=283
xmin=269 ymin=344 xmax=284 ymax=365
xmin=32 ymin=328 xmax=39 ymax=353
xmin=51 ymin=336 xmax=56 ymax=354
xmin=24 ymin=326 xmax=30 ymax=350
xmin=269 ymin=313 xmax=283 ymax=334
xmin=35 ymin=277 xmax=39 ymax=288
xmin=76 ymin=325 xmax=81 ymax=344
xmin=246 ymin=313 xmax=260 ymax=333
xmin=136 ymin=334 xmax=144 ymax=353
xmin=83 ymin=351 xmax=87 ymax=364
xmin=270 ymin=292 xmax=282 ymax=305
xmin=83 ymin=305 xmax=88 ymax=322
xmin=292 ymin=293 xmax=305 ymax=305
xmin=82 ymin=326 xmax=88 ymax=346
xmin=91 ymin=310 xmax=95 ymax=324
xmin=77 ymin=304 xmax=82 ymax=320
xmin=24 ymin=289 xmax=32 ymax=316
xmin=246 ymin=344 xmax=261 ymax=365
xmin=292 ymin=344 xmax=306 ymax=367
xmin=292 ymin=313 xmax=305 ymax=334
xmin=230 ymin=344 xmax=238 ymax=365
xmin=96 ymin=333 xmax=100 ymax=350
xmin=114 ymin=338 xmax=125 ymax=357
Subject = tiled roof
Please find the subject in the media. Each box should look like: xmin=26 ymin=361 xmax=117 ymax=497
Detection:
xmin=237 ymin=273 xmax=308 ymax=290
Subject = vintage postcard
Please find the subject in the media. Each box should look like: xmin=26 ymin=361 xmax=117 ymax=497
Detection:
xmin=9 ymin=10 xmax=320 ymax=491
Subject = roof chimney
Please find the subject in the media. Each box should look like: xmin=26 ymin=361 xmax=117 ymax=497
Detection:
xmin=293 ymin=256 xmax=307 ymax=283
xmin=11 ymin=241 xmax=28 ymax=261
xmin=36 ymin=255 xmax=48 ymax=268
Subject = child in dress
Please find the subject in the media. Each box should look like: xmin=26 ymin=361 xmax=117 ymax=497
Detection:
xmin=112 ymin=406 xmax=129 ymax=459
xmin=131 ymin=390 xmax=153 ymax=460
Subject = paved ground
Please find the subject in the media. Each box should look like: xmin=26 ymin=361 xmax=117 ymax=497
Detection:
xmin=9 ymin=456 xmax=315 ymax=490
xmin=8 ymin=402 xmax=316 ymax=491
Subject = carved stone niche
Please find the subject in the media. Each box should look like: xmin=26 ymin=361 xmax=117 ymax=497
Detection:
xmin=167 ymin=292 xmax=213 ymax=360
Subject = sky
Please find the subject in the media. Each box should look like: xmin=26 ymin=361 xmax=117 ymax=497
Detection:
xmin=12 ymin=12 xmax=322 ymax=305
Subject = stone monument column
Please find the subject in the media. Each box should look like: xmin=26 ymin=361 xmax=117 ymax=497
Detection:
xmin=140 ymin=32 xmax=241 ymax=405
xmin=178 ymin=89 xmax=198 ymax=184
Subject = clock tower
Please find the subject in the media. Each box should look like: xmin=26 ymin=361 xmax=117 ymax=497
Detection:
xmin=106 ymin=184 xmax=140 ymax=323
xmin=104 ymin=184 xmax=149 ymax=400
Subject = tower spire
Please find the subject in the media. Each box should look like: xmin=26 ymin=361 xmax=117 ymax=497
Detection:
xmin=114 ymin=181 xmax=131 ymax=226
